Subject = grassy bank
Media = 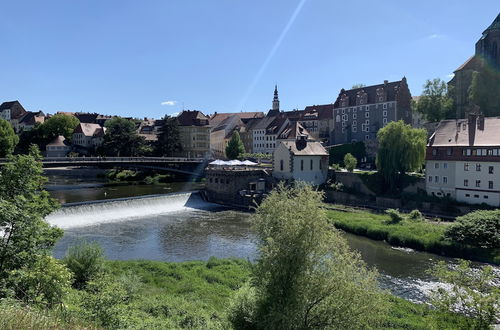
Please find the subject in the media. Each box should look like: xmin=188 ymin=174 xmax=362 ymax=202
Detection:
xmin=326 ymin=207 xmax=499 ymax=264
xmin=1 ymin=258 xmax=472 ymax=329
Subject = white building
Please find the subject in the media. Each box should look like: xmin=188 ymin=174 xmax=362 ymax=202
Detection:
xmin=46 ymin=135 xmax=71 ymax=157
xmin=273 ymin=137 xmax=329 ymax=186
xmin=426 ymin=113 xmax=500 ymax=207
xmin=72 ymin=123 xmax=106 ymax=154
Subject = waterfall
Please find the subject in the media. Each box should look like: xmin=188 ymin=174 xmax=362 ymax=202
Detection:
xmin=46 ymin=192 xmax=214 ymax=229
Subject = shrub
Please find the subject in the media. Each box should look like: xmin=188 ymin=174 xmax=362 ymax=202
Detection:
xmin=444 ymin=210 xmax=500 ymax=248
xmin=408 ymin=209 xmax=424 ymax=221
xmin=344 ymin=153 xmax=357 ymax=172
xmin=64 ymin=241 xmax=105 ymax=289
xmin=329 ymin=181 xmax=344 ymax=192
xmin=385 ymin=209 xmax=404 ymax=224
xmin=227 ymin=283 xmax=258 ymax=329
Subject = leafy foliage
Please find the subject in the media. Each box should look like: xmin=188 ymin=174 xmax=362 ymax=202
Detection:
xmin=64 ymin=241 xmax=105 ymax=289
xmin=101 ymin=117 xmax=150 ymax=156
xmin=225 ymin=131 xmax=245 ymax=160
xmin=0 ymin=119 xmax=19 ymax=157
xmin=385 ymin=209 xmax=404 ymax=224
xmin=343 ymin=153 xmax=357 ymax=172
xmin=156 ymin=115 xmax=182 ymax=156
xmin=444 ymin=210 xmax=500 ymax=249
xmin=42 ymin=114 xmax=80 ymax=140
xmin=329 ymin=141 xmax=366 ymax=166
xmin=416 ymin=78 xmax=454 ymax=122
xmin=430 ymin=260 xmax=499 ymax=329
xmin=235 ymin=183 xmax=387 ymax=329
xmin=408 ymin=209 xmax=425 ymax=221
xmin=376 ymin=121 xmax=427 ymax=190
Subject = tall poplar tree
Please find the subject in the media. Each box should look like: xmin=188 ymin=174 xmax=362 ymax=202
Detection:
xmin=156 ymin=115 xmax=182 ymax=156
xmin=225 ymin=131 xmax=245 ymax=160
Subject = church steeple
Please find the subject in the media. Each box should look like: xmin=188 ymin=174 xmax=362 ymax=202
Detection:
xmin=272 ymin=85 xmax=280 ymax=111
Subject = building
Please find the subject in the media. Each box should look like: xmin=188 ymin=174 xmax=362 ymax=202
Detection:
xmin=239 ymin=117 xmax=260 ymax=154
xmin=210 ymin=115 xmax=245 ymax=159
xmin=209 ymin=111 xmax=264 ymax=128
xmin=302 ymin=104 xmax=334 ymax=144
xmin=273 ymin=135 xmax=329 ymax=186
xmin=425 ymin=111 xmax=500 ymax=207
xmin=72 ymin=123 xmax=106 ymax=154
xmin=177 ymin=110 xmax=211 ymax=158
xmin=332 ymin=78 xmax=412 ymax=146
xmin=46 ymin=135 xmax=71 ymax=157
xmin=16 ymin=111 xmax=45 ymax=132
xmin=0 ymin=101 xmax=27 ymax=131
xmin=449 ymin=13 xmax=500 ymax=118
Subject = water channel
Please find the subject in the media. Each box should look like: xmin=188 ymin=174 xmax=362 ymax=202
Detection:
xmin=46 ymin=168 xmax=498 ymax=304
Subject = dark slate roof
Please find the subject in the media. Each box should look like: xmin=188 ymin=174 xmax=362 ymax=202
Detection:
xmin=0 ymin=101 xmax=20 ymax=110
xmin=333 ymin=79 xmax=404 ymax=108
xmin=278 ymin=121 xmax=310 ymax=140
xmin=75 ymin=113 xmax=99 ymax=123
xmin=484 ymin=13 xmax=500 ymax=33
xmin=303 ymin=104 xmax=334 ymax=120
xmin=428 ymin=116 xmax=500 ymax=147
xmin=177 ymin=110 xmax=210 ymax=126
xmin=267 ymin=115 xmax=288 ymax=135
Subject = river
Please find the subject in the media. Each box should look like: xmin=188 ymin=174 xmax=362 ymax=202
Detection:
xmin=45 ymin=168 xmax=497 ymax=304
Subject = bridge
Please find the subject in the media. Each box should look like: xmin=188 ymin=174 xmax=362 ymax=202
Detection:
xmin=0 ymin=157 xmax=210 ymax=177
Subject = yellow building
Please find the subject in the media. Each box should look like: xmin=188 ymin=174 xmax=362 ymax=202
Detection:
xmin=177 ymin=110 xmax=211 ymax=158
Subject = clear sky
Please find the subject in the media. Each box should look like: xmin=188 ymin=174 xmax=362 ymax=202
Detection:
xmin=1 ymin=1 xmax=498 ymax=118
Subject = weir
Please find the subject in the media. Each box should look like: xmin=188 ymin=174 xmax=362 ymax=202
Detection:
xmin=46 ymin=192 xmax=216 ymax=229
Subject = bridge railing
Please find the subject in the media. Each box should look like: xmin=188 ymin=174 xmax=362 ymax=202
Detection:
xmin=0 ymin=157 xmax=208 ymax=163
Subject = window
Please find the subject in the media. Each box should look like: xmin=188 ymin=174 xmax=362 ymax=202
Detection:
xmin=310 ymin=159 xmax=313 ymax=170
xmin=319 ymin=159 xmax=322 ymax=170
xmin=489 ymin=166 xmax=494 ymax=174
xmin=428 ymin=176 xmax=432 ymax=182
xmin=365 ymin=135 xmax=370 ymax=140
xmin=474 ymin=194 xmax=479 ymax=198
xmin=365 ymin=112 xmax=369 ymax=118
xmin=489 ymin=181 xmax=493 ymax=189
xmin=446 ymin=148 xmax=452 ymax=156
xmin=352 ymin=120 xmax=357 ymax=126
xmin=464 ymin=163 xmax=469 ymax=171
xmin=432 ymin=149 xmax=437 ymax=156
xmin=342 ymin=109 xmax=345 ymax=114
xmin=443 ymin=176 xmax=448 ymax=184
xmin=383 ymin=118 xmax=388 ymax=125
xmin=435 ymin=176 xmax=439 ymax=183
xmin=464 ymin=179 xmax=469 ymax=187
xmin=280 ymin=159 xmax=284 ymax=171
xmin=484 ymin=195 xmax=489 ymax=199
xmin=383 ymin=110 xmax=387 ymax=117
xmin=476 ymin=164 xmax=481 ymax=171
xmin=434 ymin=163 xmax=439 ymax=169
xmin=383 ymin=103 xmax=388 ymax=109
xmin=465 ymin=194 xmax=470 ymax=197
xmin=476 ymin=180 xmax=481 ymax=188
xmin=352 ymin=126 xmax=357 ymax=133
xmin=443 ymin=163 xmax=448 ymax=169
xmin=466 ymin=149 xmax=471 ymax=156
xmin=353 ymin=113 xmax=357 ymax=119
xmin=300 ymin=159 xmax=304 ymax=171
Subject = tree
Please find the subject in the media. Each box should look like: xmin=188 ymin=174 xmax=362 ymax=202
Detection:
xmin=351 ymin=83 xmax=366 ymax=89
xmin=0 ymin=119 xmax=19 ymax=157
xmin=0 ymin=145 xmax=67 ymax=306
xmin=64 ymin=241 xmax=106 ymax=289
xmin=376 ymin=121 xmax=427 ymax=190
xmin=416 ymin=78 xmax=453 ymax=122
xmin=329 ymin=141 xmax=366 ymax=166
xmin=156 ymin=115 xmax=182 ymax=156
xmin=469 ymin=68 xmax=500 ymax=117
xmin=102 ymin=117 xmax=149 ymax=156
xmin=343 ymin=153 xmax=357 ymax=172
xmin=430 ymin=260 xmax=499 ymax=329
xmin=230 ymin=183 xmax=387 ymax=329
xmin=41 ymin=114 xmax=80 ymax=140
xmin=444 ymin=210 xmax=500 ymax=249
xmin=225 ymin=131 xmax=245 ymax=160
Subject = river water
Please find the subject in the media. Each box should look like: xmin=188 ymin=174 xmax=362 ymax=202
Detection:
xmin=45 ymin=168 xmax=498 ymax=304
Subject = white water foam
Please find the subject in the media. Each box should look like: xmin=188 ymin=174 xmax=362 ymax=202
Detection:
xmin=46 ymin=192 xmax=213 ymax=229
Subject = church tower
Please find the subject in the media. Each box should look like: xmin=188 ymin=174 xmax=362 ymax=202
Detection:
xmin=272 ymin=85 xmax=280 ymax=111
xmin=475 ymin=13 xmax=500 ymax=69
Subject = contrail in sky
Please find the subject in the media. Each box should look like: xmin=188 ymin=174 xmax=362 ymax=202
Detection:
xmin=237 ymin=0 xmax=308 ymax=111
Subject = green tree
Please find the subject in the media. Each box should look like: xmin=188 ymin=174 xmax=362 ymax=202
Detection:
xmin=42 ymin=114 xmax=80 ymax=140
xmin=469 ymin=68 xmax=500 ymax=117
xmin=416 ymin=78 xmax=454 ymax=122
xmin=343 ymin=153 xmax=357 ymax=172
xmin=430 ymin=260 xmax=499 ymax=329
xmin=351 ymin=83 xmax=366 ymax=89
xmin=156 ymin=115 xmax=182 ymax=156
xmin=444 ymin=210 xmax=500 ymax=249
xmin=225 ymin=131 xmax=245 ymax=160
xmin=64 ymin=241 xmax=106 ymax=289
xmin=102 ymin=117 xmax=149 ymax=156
xmin=0 ymin=146 xmax=66 ymax=305
xmin=0 ymin=119 xmax=19 ymax=157
xmin=376 ymin=121 xmax=427 ymax=190
xmin=230 ymin=183 xmax=386 ymax=329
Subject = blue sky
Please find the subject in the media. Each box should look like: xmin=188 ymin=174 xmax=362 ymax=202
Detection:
xmin=1 ymin=1 xmax=498 ymax=118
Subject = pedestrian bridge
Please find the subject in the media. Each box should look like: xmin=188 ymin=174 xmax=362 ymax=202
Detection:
xmin=0 ymin=157 xmax=209 ymax=177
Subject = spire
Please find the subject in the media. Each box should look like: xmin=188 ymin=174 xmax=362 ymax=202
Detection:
xmin=272 ymin=85 xmax=280 ymax=111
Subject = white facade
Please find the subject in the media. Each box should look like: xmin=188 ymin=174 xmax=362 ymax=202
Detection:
xmin=426 ymin=159 xmax=500 ymax=207
xmin=273 ymin=141 xmax=328 ymax=186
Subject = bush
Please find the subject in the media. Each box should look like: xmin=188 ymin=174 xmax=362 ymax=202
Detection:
xmin=385 ymin=209 xmax=404 ymax=224
xmin=408 ymin=209 xmax=424 ymax=221
xmin=227 ymin=283 xmax=258 ymax=329
xmin=444 ymin=210 xmax=500 ymax=249
xmin=344 ymin=153 xmax=357 ymax=172
xmin=64 ymin=241 xmax=105 ymax=289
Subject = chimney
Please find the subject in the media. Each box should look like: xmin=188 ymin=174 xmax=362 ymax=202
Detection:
xmin=384 ymin=80 xmax=388 ymax=85
xmin=468 ymin=113 xmax=477 ymax=146
xmin=478 ymin=113 xmax=485 ymax=130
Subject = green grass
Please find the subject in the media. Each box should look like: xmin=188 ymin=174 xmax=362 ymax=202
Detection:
xmin=326 ymin=207 xmax=499 ymax=264
xmin=2 ymin=258 xmax=473 ymax=329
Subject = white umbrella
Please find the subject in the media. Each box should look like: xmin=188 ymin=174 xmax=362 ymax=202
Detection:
xmin=227 ymin=159 xmax=242 ymax=165
xmin=241 ymin=160 xmax=257 ymax=166
xmin=209 ymin=160 xmax=225 ymax=165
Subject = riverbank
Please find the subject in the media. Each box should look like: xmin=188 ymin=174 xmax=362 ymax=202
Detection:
xmin=326 ymin=206 xmax=500 ymax=264
xmin=1 ymin=259 xmax=470 ymax=329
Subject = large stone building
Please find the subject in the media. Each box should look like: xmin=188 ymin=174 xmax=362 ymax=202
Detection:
xmin=0 ymin=101 xmax=27 ymax=131
xmin=449 ymin=13 xmax=500 ymax=118
xmin=177 ymin=110 xmax=211 ymax=158
xmin=332 ymin=78 xmax=412 ymax=145
xmin=425 ymin=112 xmax=500 ymax=207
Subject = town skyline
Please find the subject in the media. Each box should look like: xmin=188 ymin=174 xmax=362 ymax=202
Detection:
xmin=1 ymin=1 xmax=499 ymax=118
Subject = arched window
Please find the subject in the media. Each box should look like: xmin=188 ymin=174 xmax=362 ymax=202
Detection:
xmin=336 ymin=115 xmax=341 ymax=122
